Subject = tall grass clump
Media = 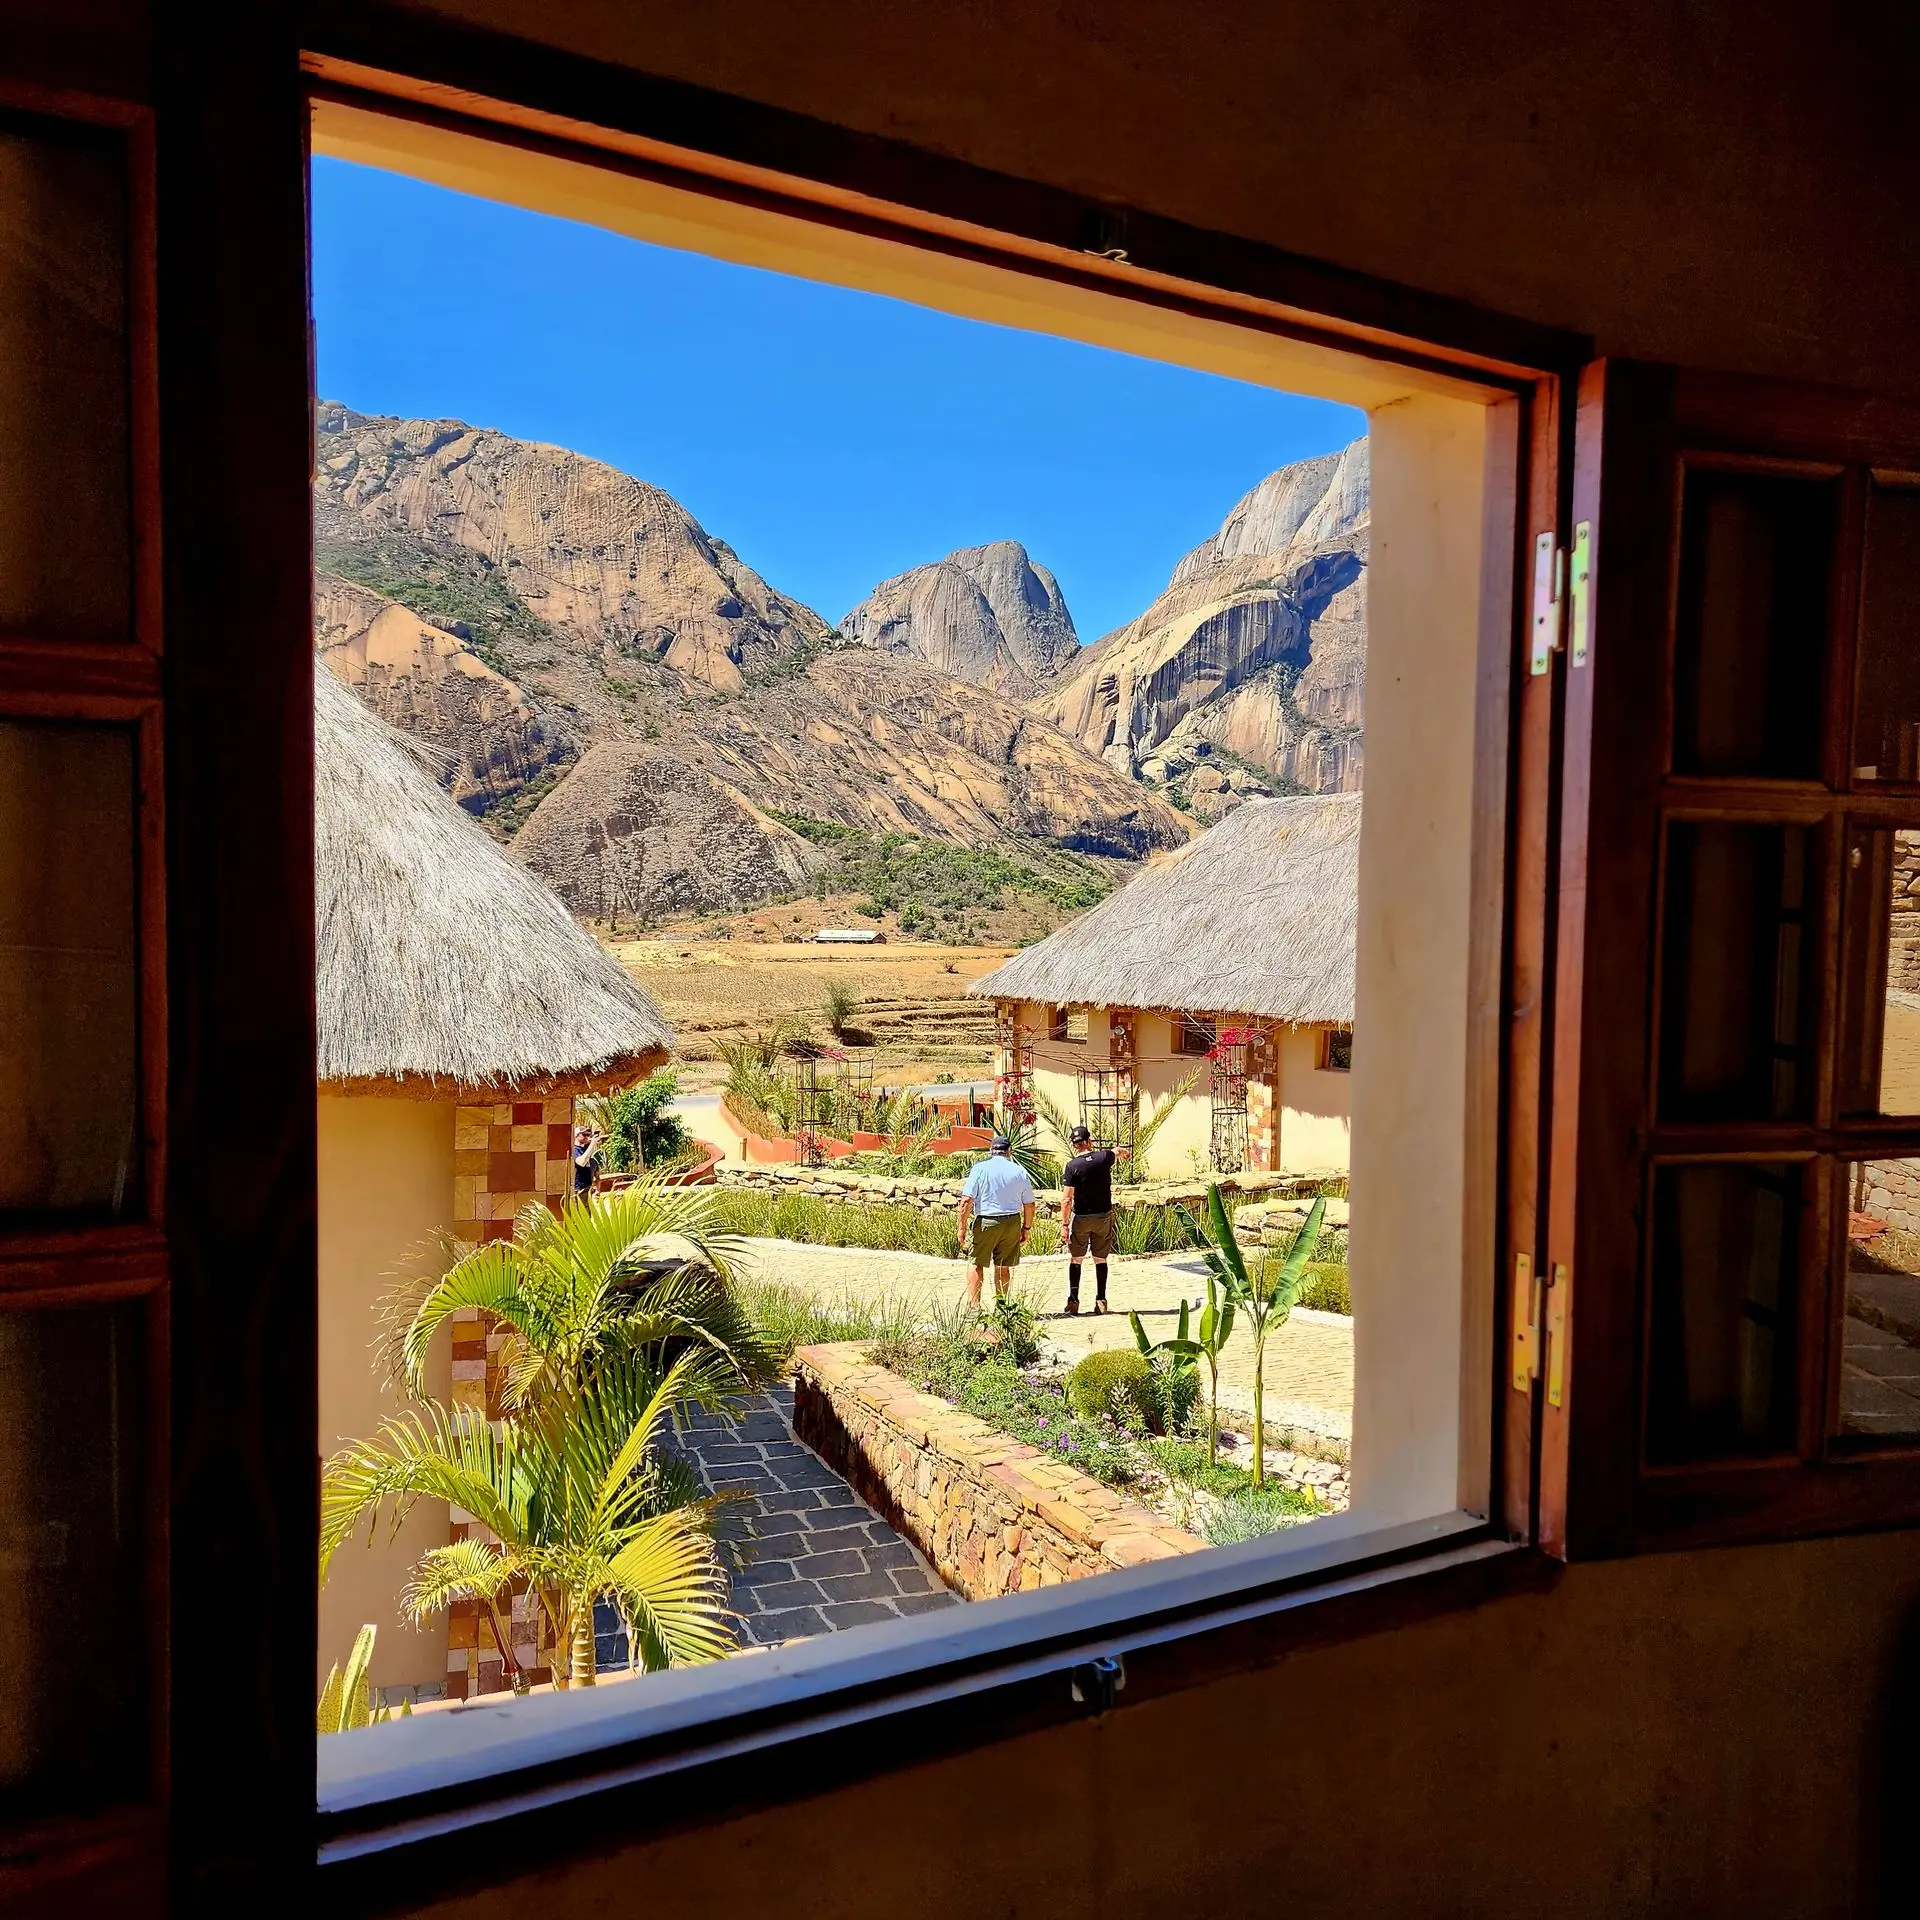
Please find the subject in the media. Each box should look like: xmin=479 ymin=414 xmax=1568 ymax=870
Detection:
xmin=1202 ymin=1483 xmax=1318 ymax=1545
xmin=705 ymin=1188 xmax=960 ymax=1258
xmin=737 ymin=1278 xmax=923 ymax=1365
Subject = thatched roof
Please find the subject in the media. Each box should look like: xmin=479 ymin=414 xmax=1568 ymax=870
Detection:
xmin=315 ymin=662 xmax=673 ymax=1093
xmin=971 ymin=794 xmax=1359 ymax=1025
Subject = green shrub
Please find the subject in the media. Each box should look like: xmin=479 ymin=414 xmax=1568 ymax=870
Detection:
xmin=1066 ymin=1349 xmax=1161 ymax=1433
xmin=580 ymin=1068 xmax=690 ymax=1174
xmin=917 ymin=1344 xmax=1137 ymax=1487
xmin=1203 ymin=1483 xmax=1318 ymax=1545
xmin=1295 ymin=1260 xmax=1352 ymax=1315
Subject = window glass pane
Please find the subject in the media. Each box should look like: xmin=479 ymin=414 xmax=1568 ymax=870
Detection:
xmin=0 ymin=719 xmax=140 ymax=1221
xmin=1852 ymin=486 xmax=1920 ymax=783
xmin=1658 ymin=821 xmax=1814 ymax=1121
xmin=1648 ymin=1161 xmax=1801 ymax=1464
xmin=1672 ymin=468 xmax=1834 ymax=778
xmin=0 ymin=112 xmax=131 ymax=642
xmin=0 ymin=1302 xmax=147 ymax=1814
xmin=1839 ymin=825 xmax=1920 ymax=1115
xmin=1842 ymin=1160 xmax=1920 ymax=1444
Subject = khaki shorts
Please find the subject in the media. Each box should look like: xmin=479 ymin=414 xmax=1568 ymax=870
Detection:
xmin=1068 ymin=1210 xmax=1114 ymax=1260
xmin=970 ymin=1214 xmax=1024 ymax=1269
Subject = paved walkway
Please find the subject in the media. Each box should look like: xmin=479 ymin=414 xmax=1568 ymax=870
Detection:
xmin=738 ymin=1240 xmax=1355 ymax=1442
xmin=1841 ymin=1259 xmax=1920 ymax=1438
xmin=668 ymin=1385 xmax=958 ymax=1644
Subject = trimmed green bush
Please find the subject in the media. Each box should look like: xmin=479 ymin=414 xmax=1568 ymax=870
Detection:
xmin=1066 ymin=1349 xmax=1161 ymax=1432
xmin=1295 ymin=1260 xmax=1352 ymax=1316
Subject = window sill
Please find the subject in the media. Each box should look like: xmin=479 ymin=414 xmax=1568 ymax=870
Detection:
xmin=317 ymin=1511 xmax=1545 ymax=1892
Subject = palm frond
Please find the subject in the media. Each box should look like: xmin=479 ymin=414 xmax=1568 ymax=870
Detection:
xmin=401 ymin=1240 xmax=530 ymax=1393
xmin=606 ymin=1507 xmax=738 ymax=1671
xmin=401 ymin=1537 xmax=517 ymax=1621
xmin=321 ymin=1405 xmax=524 ymax=1577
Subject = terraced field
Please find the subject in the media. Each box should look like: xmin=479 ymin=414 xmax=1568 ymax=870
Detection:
xmin=607 ymin=934 xmax=1003 ymax=1077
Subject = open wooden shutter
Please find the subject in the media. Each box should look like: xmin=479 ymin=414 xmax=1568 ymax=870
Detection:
xmin=1536 ymin=361 xmax=1920 ymax=1558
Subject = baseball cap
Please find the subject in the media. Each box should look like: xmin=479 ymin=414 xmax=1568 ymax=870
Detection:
xmin=1069 ymin=1124 xmax=1091 ymax=1145
xmin=990 ymin=1132 xmax=1012 ymax=1151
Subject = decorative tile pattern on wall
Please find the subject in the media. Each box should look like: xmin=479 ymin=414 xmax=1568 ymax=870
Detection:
xmin=451 ymin=1095 xmax=575 ymax=1243
xmin=445 ymin=1093 xmax=574 ymax=1698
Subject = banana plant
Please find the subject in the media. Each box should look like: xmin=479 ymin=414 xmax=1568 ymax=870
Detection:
xmin=1128 ymin=1296 xmax=1202 ymax=1446
xmin=1192 ymin=1185 xmax=1324 ymax=1486
xmin=1134 ymin=1262 xmax=1235 ymax=1466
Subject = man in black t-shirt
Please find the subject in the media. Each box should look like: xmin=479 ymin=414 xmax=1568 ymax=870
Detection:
xmin=1061 ymin=1124 xmax=1122 ymax=1314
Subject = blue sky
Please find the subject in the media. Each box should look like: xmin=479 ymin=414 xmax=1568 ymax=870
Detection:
xmin=312 ymin=159 xmax=1363 ymax=643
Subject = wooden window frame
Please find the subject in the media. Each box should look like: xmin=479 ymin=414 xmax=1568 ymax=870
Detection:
xmin=12 ymin=5 xmax=1707 ymax=1900
xmin=1173 ymin=1014 xmax=1216 ymax=1057
xmin=0 ymin=77 xmax=171 ymax=1910
xmin=1541 ymin=363 xmax=1920 ymax=1557
xmin=292 ymin=42 xmax=1587 ymax=1866
xmin=1318 ymin=1028 xmax=1354 ymax=1073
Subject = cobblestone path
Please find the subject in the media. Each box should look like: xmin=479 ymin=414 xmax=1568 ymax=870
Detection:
xmin=674 ymin=1385 xmax=960 ymax=1645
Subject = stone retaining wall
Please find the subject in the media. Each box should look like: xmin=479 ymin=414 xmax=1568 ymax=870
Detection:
xmin=716 ymin=1159 xmax=1340 ymax=1230
xmin=1859 ymin=1158 xmax=1920 ymax=1235
xmin=792 ymin=1342 xmax=1206 ymax=1597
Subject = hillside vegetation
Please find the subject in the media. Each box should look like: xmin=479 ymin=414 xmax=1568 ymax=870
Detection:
xmin=768 ymin=813 xmax=1112 ymax=939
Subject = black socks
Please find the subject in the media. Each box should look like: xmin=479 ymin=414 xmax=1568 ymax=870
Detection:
xmin=1067 ymin=1260 xmax=1082 ymax=1304
xmin=1095 ymin=1261 xmax=1109 ymax=1303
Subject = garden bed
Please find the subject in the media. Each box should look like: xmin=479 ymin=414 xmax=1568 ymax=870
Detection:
xmin=788 ymin=1306 xmax=1341 ymax=1596
xmin=793 ymin=1342 xmax=1208 ymax=1596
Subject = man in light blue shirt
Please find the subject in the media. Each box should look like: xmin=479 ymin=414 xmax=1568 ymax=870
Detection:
xmin=957 ymin=1134 xmax=1037 ymax=1308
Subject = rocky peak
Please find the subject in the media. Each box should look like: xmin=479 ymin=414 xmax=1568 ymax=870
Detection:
xmin=841 ymin=538 xmax=1078 ymax=695
xmin=314 ymin=401 xmax=830 ymax=697
xmin=1035 ymin=437 xmax=1368 ymax=801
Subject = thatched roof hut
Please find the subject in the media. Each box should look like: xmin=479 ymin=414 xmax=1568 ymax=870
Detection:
xmin=971 ymin=793 xmax=1359 ymax=1024
xmin=314 ymin=662 xmax=673 ymax=1094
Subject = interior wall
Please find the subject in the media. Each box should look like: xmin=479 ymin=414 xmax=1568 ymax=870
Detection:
xmin=317 ymin=1093 xmax=455 ymax=1694
xmin=399 ymin=1526 xmax=1920 ymax=1920
xmin=387 ymin=0 xmax=1920 ymax=399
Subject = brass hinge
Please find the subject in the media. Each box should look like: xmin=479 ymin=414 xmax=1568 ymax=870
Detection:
xmin=1529 ymin=532 xmax=1563 ymax=676
xmin=1545 ymin=1261 xmax=1570 ymax=1408
xmin=1568 ymin=522 xmax=1593 ymax=668
xmin=1510 ymin=1251 xmax=1541 ymax=1388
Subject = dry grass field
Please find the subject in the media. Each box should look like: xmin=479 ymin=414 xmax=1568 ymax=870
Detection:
xmin=604 ymin=924 xmax=1009 ymax=1080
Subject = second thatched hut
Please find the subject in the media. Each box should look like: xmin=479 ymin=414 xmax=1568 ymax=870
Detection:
xmin=970 ymin=794 xmax=1359 ymax=1179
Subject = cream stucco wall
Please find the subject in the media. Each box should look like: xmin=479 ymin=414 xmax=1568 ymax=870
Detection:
xmin=318 ymin=1093 xmax=456 ymax=1697
xmin=1010 ymin=1002 xmax=1351 ymax=1181
xmin=1276 ymin=1024 xmax=1351 ymax=1174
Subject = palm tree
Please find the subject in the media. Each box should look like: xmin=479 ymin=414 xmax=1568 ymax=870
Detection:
xmin=394 ymin=1178 xmax=779 ymax=1414
xmin=322 ymin=1349 xmax=736 ymax=1686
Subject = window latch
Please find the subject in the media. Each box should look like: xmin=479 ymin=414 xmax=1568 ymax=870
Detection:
xmin=1529 ymin=532 xmax=1563 ymax=676
xmin=1070 ymin=1654 xmax=1126 ymax=1713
